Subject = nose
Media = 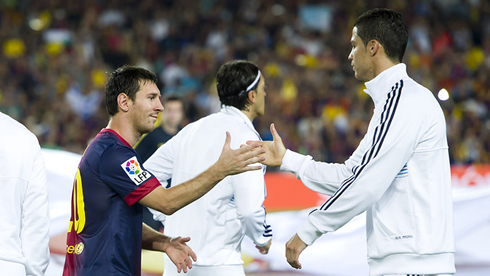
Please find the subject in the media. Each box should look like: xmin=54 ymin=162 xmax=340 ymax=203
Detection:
xmin=156 ymin=99 xmax=164 ymax=112
xmin=348 ymin=50 xmax=353 ymax=61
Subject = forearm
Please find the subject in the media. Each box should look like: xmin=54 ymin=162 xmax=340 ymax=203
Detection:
xmin=141 ymin=133 xmax=263 ymax=215
xmin=22 ymin=150 xmax=50 ymax=275
xmin=49 ymin=232 xmax=68 ymax=255
xmin=242 ymin=211 xmax=272 ymax=246
xmin=163 ymin=163 xmax=226 ymax=214
xmin=280 ymin=150 xmax=348 ymax=195
xmin=234 ymin=172 xmax=272 ymax=246
xmin=141 ymin=223 xmax=168 ymax=252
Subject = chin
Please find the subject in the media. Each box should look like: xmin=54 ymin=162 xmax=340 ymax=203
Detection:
xmin=140 ymin=125 xmax=155 ymax=135
xmin=147 ymin=125 xmax=156 ymax=133
xmin=354 ymin=73 xmax=367 ymax=82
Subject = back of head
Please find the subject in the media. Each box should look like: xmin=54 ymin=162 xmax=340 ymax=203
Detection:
xmin=216 ymin=60 xmax=260 ymax=110
xmin=354 ymin=8 xmax=408 ymax=63
xmin=105 ymin=65 xmax=158 ymax=116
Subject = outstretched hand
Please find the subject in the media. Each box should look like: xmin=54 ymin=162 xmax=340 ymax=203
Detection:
xmin=215 ymin=132 xmax=265 ymax=177
xmin=247 ymin=123 xmax=286 ymax=167
xmin=164 ymin=236 xmax=197 ymax=273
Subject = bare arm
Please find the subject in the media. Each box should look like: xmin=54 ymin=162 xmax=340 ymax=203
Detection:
xmin=48 ymin=232 xmax=67 ymax=255
xmin=139 ymin=132 xmax=265 ymax=215
xmin=142 ymin=223 xmax=196 ymax=273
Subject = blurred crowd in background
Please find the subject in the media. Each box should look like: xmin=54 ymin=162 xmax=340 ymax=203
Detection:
xmin=0 ymin=0 xmax=489 ymax=165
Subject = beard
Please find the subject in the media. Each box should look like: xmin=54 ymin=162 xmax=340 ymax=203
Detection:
xmin=134 ymin=117 xmax=156 ymax=136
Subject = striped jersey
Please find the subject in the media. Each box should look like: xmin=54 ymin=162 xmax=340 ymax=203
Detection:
xmin=281 ymin=64 xmax=455 ymax=275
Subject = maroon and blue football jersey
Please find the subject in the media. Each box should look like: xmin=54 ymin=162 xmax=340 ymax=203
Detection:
xmin=63 ymin=129 xmax=161 ymax=276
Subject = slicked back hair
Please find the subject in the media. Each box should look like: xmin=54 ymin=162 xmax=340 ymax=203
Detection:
xmin=105 ymin=65 xmax=158 ymax=116
xmin=216 ymin=60 xmax=260 ymax=111
xmin=354 ymin=8 xmax=408 ymax=63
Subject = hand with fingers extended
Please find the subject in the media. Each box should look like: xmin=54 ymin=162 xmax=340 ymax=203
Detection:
xmin=246 ymin=123 xmax=286 ymax=167
xmin=285 ymin=234 xmax=308 ymax=270
xmin=215 ymin=131 xmax=266 ymax=177
xmin=164 ymin=236 xmax=197 ymax=273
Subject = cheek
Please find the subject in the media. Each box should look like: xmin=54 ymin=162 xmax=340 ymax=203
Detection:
xmin=353 ymin=49 xmax=359 ymax=59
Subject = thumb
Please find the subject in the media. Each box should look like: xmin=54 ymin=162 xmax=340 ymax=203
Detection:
xmin=270 ymin=123 xmax=281 ymax=141
xmin=223 ymin=131 xmax=231 ymax=150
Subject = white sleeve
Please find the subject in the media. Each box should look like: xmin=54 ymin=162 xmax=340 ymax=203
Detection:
xmin=143 ymin=134 xmax=178 ymax=223
xmin=144 ymin=134 xmax=177 ymax=184
xmin=280 ymin=137 xmax=367 ymax=195
xmin=296 ymin=103 xmax=419 ymax=245
xmin=22 ymin=147 xmax=50 ymax=276
xmin=232 ymin=167 xmax=271 ymax=247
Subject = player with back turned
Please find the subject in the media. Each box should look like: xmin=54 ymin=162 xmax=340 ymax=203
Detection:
xmin=62 ymin=65 xmax=265 ymax=276
xmin=144 ymin=60 xmax=272 ymax=276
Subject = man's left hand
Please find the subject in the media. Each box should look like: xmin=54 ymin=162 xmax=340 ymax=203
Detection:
xmin=164 ymin=236 xmax=197 ymax=273
xmin=285 ymin=233 xmax=308 ymax=269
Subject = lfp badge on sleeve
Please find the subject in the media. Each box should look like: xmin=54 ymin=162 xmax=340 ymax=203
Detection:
xmin=121 ymin=156 xmax=151 ymax=185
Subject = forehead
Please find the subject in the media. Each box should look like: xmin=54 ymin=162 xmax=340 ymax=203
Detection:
xmin=350 ymin=26 xmax=361 ymax=43
xmin=137 ymin=80 xmax=159 ymax=94
xmin=164 ymin=100 xmax=183 ymax=108
xmin=259 ymin=75 xmax=265 ymax=86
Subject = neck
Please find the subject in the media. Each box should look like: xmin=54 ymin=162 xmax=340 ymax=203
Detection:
xmin=240 ymin=108 xmax=255 ymax=123
xmin=373 ymin=58 xmax=399 ymax=79
xmin=106 ymin=117 xmax=141 ymax=147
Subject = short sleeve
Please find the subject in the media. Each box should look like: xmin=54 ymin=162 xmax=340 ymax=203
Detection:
xmin=99 ymin=144 xmax=160 ymax=206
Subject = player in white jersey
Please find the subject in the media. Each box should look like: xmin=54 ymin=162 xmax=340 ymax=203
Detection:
xmin=145 ymin=60 xmax=272 ymax=276
xmin=0 ymin=112 xmax=50 ymax=276
xmin=254 ymin=9 xmax=455 ymax=276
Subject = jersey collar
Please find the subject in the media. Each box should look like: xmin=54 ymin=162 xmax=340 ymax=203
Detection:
xmin=100 ymin=128 xmax=132 ymax=148
xmin=364 ymin=63 xmax=408 ymax=105
xmin=221 ymin=105 xmax=261 ymax=140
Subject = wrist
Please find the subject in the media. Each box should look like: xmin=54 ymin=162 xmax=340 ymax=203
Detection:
xmin=209 ymin=162 xmax=227 ymax=182
xmin=160 ymin=236 xmax=171 ymax=252
xmin=279 ymin=148 xmax=286 ymax=165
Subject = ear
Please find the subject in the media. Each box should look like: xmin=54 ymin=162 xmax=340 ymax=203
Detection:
xmin=247 ymin=90 xmax=256 ymax=103
xmin=369 ymin=40 xmax=380 ymax=57
xmin=117 ymin=93 xmax=131 ymax=112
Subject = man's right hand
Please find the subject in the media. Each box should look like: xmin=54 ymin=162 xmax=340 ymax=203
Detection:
xmin=247 ymin=123 xmax=286 ymax=167
xmin=214 ymin=132 xmax=265 ymax=177
xmin=255 ymin=239 xmax=272 ymax=255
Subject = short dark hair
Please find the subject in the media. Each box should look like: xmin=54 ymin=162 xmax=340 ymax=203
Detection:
xmin=216 ymin=60 xmax=260 ymax=110
xmin=163 ymin=95 xmax=185 ymax=112
xmin=164 ymin=95 xmax=183 ymax=106
xmin=354 ymin=8 xmax=408 ymax=63
xmin=105 ymin=65 xmax=158 ymax=116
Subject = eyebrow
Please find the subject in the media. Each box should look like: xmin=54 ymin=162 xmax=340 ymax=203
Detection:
xmin=148 ymin=91 xmax=160 ymax=96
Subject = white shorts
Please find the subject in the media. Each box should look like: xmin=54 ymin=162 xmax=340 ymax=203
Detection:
xmin=384 ymin=274 xmax=454 ymax=276
xmin=163 ymin=263 xmax=245 ymax=276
